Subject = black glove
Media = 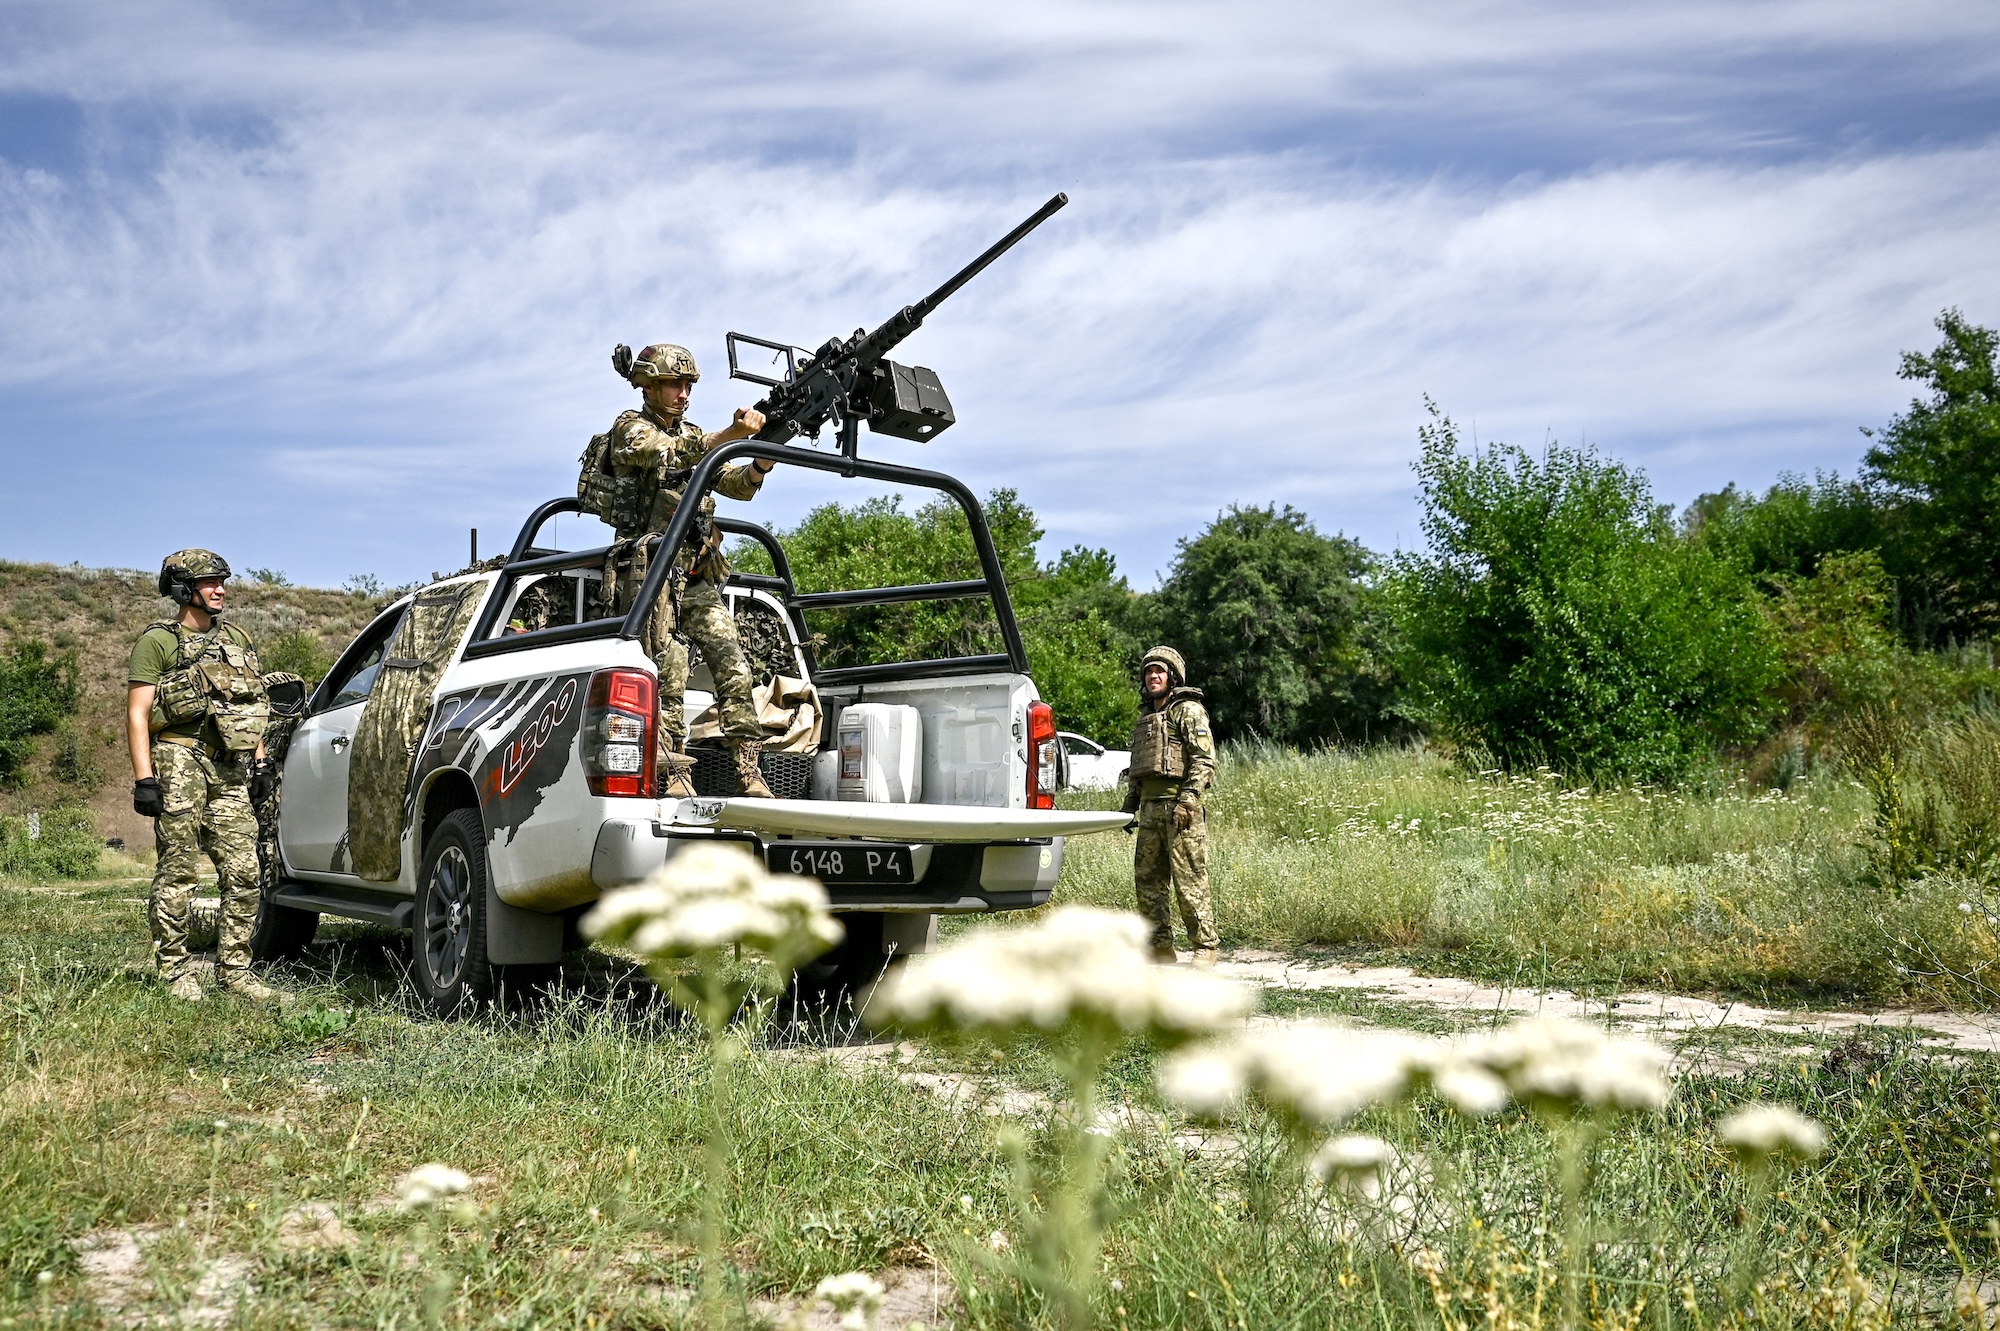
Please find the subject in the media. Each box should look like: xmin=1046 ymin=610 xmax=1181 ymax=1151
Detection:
xmin=248 ymin=758 xmax=277 ymax=805
xmin=133 ymin=777 xmax=164 ymax=818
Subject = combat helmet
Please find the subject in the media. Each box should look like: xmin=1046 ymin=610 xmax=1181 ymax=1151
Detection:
xmin=158 ymin=549 xmax=232 ymax=607
xmin=1139 ymin=645 xmax=1187 ymax=688
xmin=613 ymin=341 xmax=700 ymax=386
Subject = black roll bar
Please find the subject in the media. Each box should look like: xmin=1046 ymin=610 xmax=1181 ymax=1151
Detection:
xmin=461 ymin=442 xmax=1031 ymax=675
xmin=622 ymin=440 xmax=1029 ymax=673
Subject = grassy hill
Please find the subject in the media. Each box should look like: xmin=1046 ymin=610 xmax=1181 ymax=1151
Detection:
xmin=0 ymin=560 xmax=385 ymax=854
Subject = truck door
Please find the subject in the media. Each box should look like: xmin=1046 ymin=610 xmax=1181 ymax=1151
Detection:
xmin=280 ymin=605 xmax=405 ymax=877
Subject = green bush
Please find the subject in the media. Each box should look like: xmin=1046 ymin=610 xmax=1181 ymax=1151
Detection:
xmin=0 ymin=638 xmax=81 ymax=788
xmin=1153 ymin=504 xmax=1399 ymax=746
xmin=260 ymin=628 xmax=336 ymax=685
xmin=0 ymin=807 xmax=100 ymax=881
xmin=1839 ymin=706 xmax=2000 ymax=893
xmin=1390 ymin=407 xmax=1777 ymax=782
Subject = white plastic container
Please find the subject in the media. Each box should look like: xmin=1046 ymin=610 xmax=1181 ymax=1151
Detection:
xmin=833 ymin=703 xmax=923 ymax=803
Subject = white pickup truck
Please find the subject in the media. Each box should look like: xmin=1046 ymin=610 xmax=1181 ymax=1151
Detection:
xmin=251 ymin=446 xmax=1130 ymax=1013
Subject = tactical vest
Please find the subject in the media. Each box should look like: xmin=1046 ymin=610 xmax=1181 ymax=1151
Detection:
xmin=148 ymin=621 xmax=270 ymax=753
xmin=577 ymin=424 xmax=654 ymax=535
xmin=1128 ymin=707 xmax=1190 ymax=781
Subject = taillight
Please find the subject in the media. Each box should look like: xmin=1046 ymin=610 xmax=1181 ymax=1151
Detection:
xmin=1027 ymin=700 xmax=1057 ymax=810
xmin=583 ymin=668 xmax=656 ymax=798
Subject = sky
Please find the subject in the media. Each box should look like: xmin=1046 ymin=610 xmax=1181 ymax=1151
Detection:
xmin=2 ymin=1 xmax=1997 ymax=590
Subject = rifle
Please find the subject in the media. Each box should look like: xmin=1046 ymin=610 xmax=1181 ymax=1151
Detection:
xmin=727 ymin=193 xmax=1067 ymax=460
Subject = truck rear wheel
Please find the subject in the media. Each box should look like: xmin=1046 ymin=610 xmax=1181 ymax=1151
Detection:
xmin=413 ymin=809 xmax=498 ymax=1016
xmin=788 ymin=911 xmax=891 ymax=1012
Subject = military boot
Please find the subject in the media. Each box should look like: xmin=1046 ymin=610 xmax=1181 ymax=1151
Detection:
xmin=660 ymin=741 xmax=698 ymax=799
xmin=1191 ymin=947 xmax=1220 ymax=970
xmin=732 ymin=739 xmax=774 ymax=799
xmin=1149 ymin=943 xmax=1179 ymax=966
xmin=167 ymin=972 xmax=204 ymax=1002
xmin=218 ymin=970 xmax=278 ymax=1003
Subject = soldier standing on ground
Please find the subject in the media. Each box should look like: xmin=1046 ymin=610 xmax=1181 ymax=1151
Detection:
xmin=579 ymin=342 xmax=775 ymax=797
xmin=1120 ymin=646 xmax=1219 ymax=967
xmin=126 ymin=550 xmax=278 ymax=1002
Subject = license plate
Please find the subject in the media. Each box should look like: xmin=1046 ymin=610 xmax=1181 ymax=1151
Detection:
xmin=766 ymin=841 xmax=917 ymax=884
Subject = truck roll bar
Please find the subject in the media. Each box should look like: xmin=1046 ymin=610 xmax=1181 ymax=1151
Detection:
xmin=462 ymin=440 xmax=1030 ymax=677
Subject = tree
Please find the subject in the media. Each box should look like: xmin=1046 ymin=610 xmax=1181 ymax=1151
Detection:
xmin=1391 ymin=407 xmax=1776 ymax=781
xmin=1153 ymin=504 xmax=1397 ymax=747
xmin=1683 ymin=473 xmax=1883 ymax=580
xmin=1862 ymin=308 xmax=2000 ymax=639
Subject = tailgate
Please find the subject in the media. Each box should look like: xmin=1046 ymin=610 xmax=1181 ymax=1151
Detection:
xmin=670 ymin=796 xmax=1131 ymax=842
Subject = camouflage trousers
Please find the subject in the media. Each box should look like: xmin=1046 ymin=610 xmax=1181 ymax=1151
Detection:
xmin=150 ymin=741 xmax=260 ymax=980
xmin=1134 ymin=797 xmax=1216 ymax=953
xmin=656 ymin=578 xmax=760 ymax=747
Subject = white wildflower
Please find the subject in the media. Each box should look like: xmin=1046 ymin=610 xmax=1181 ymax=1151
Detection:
xmin=395 ymin=1163 xmax=471 ymax=1210
xmin=871 ymin=906 xmax=1252 ymax=1040
xmin=1157 ymin=1021 xmax=1426 ymax=1127
xmin=1426 ymin=1059 xmax=1511 ymax=1117
xmin=1719 ymin=1103 xmax=1826 ymax=1163
xmin=813 ymin=1271 xmax=886 ymax=1331
xmin=582 ymin=841 xmax=842 ymax=969
xmin=1309 ymin=1133 xmax=1396 ymax=1185
xmin=1457 ymin=1017 xmax=1670 ymax=1115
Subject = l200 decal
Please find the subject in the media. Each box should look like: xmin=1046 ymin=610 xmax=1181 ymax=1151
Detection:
xmin=497 ymin=677 xmax=578 ymax=795
xmin=476 ymin=672 xmax=590 ymax=845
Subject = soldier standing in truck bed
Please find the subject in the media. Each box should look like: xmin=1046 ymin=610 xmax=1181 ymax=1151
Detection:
xmin=577 ymin=341 xmax=776 ymax=797
xmin=1120 ymin=646 xmax=1219 ymax=967
xmin=125 ymin=549 xmax=279 ymax=1001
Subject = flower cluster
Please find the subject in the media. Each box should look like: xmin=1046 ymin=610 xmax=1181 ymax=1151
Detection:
xmin=870 ymin=906 xmax=1253 ymax=1039
xmin=810 ymin=1271 xmax=886 ymax=1331
xmin=582 ymin=841 xmax=842 ymax=970
xmin=395 ymin=1163 xmax=471 ymax=1211
xmin=1718 ymin=1103 xmax=1826 ymax=1163
xmin=1456 ymin=1016 xmax=1672 ymax=1116
xmin=1158 ymin=1015 xmax=1670 ymax=1127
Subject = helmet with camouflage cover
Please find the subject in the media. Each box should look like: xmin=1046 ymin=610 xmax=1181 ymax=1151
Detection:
xmin=158 ymin=549 xmax=232 ymax=606
xmin=614 ymin=341 xmax=700 ymax=387
xmin=1139 ymin=645 xmax=1186 ymax=687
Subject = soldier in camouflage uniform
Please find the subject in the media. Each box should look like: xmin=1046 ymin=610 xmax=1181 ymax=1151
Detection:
xmin=580 ymin=342 xmax=777 ymax=797
xmin=1120 ymin=646 xmax=1219 ymax=967
xmin=126 ymin=551 xmax=279 ymax=1002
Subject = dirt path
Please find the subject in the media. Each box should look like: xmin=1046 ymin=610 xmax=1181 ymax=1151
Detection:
xmin=1212 ymin=949 xmax=2000 ymax=1056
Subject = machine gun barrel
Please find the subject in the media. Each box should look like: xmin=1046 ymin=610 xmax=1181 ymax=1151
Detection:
xmin=848 ymin=192 xmax=1067 ymax=368
xmin=747 ymin=192 xmax=1067 ymax=447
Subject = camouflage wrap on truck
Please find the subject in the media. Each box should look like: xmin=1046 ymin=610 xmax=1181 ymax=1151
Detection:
xmin=346 ymin=581 xmax=484 ymax=882
xmin=253 ymin=672 xmax=308 ymax=897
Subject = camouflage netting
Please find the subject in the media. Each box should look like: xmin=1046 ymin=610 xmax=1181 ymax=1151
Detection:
xmin=718 ymin=598 xmax=794 ymax=686
xmin=347 ymin=582 xmax=483 ymax=882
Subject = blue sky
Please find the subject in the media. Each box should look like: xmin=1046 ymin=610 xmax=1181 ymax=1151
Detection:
xmin=3 ymin=1 xmax=1997 ymax=589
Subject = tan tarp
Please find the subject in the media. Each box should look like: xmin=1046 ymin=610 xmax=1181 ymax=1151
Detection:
xmin=689 ymin=674 xmax=820 ymax=752
xmin=347 ymin=581 xmax=483 ymax=882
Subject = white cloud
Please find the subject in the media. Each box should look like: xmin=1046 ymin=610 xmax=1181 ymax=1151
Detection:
xmin=1 ymin=0 xmax=1997 ymax=584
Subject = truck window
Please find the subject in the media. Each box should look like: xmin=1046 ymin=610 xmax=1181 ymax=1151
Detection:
xmin=315 ymin=606 xmax=407 ymax=713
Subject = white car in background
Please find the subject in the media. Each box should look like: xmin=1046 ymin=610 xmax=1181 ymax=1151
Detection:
xmin=1059 ymin=732 xmax=1130 ymax=792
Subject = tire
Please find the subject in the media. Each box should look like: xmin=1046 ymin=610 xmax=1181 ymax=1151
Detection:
xmin=787 ymin=911 xmax=890 ymax=1012
xmin=412 ymin=808 xmax=497 ymax=1017
xmin=248 ymin=890 xmax=319 ymax=963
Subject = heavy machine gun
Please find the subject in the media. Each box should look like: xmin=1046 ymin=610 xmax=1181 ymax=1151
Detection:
xmin=726 ymin=193 xmax=1067 ymax=462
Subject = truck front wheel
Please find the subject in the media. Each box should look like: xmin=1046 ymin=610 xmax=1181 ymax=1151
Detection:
xmin=413 ymin=809 xmax=498 ymax=1016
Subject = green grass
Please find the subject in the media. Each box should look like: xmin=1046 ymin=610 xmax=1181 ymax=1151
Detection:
xmin=1055 ymin=744 xmax=2000 ymax=1006
xmin=2 ymin=878 xmax=1996 ymax=1329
